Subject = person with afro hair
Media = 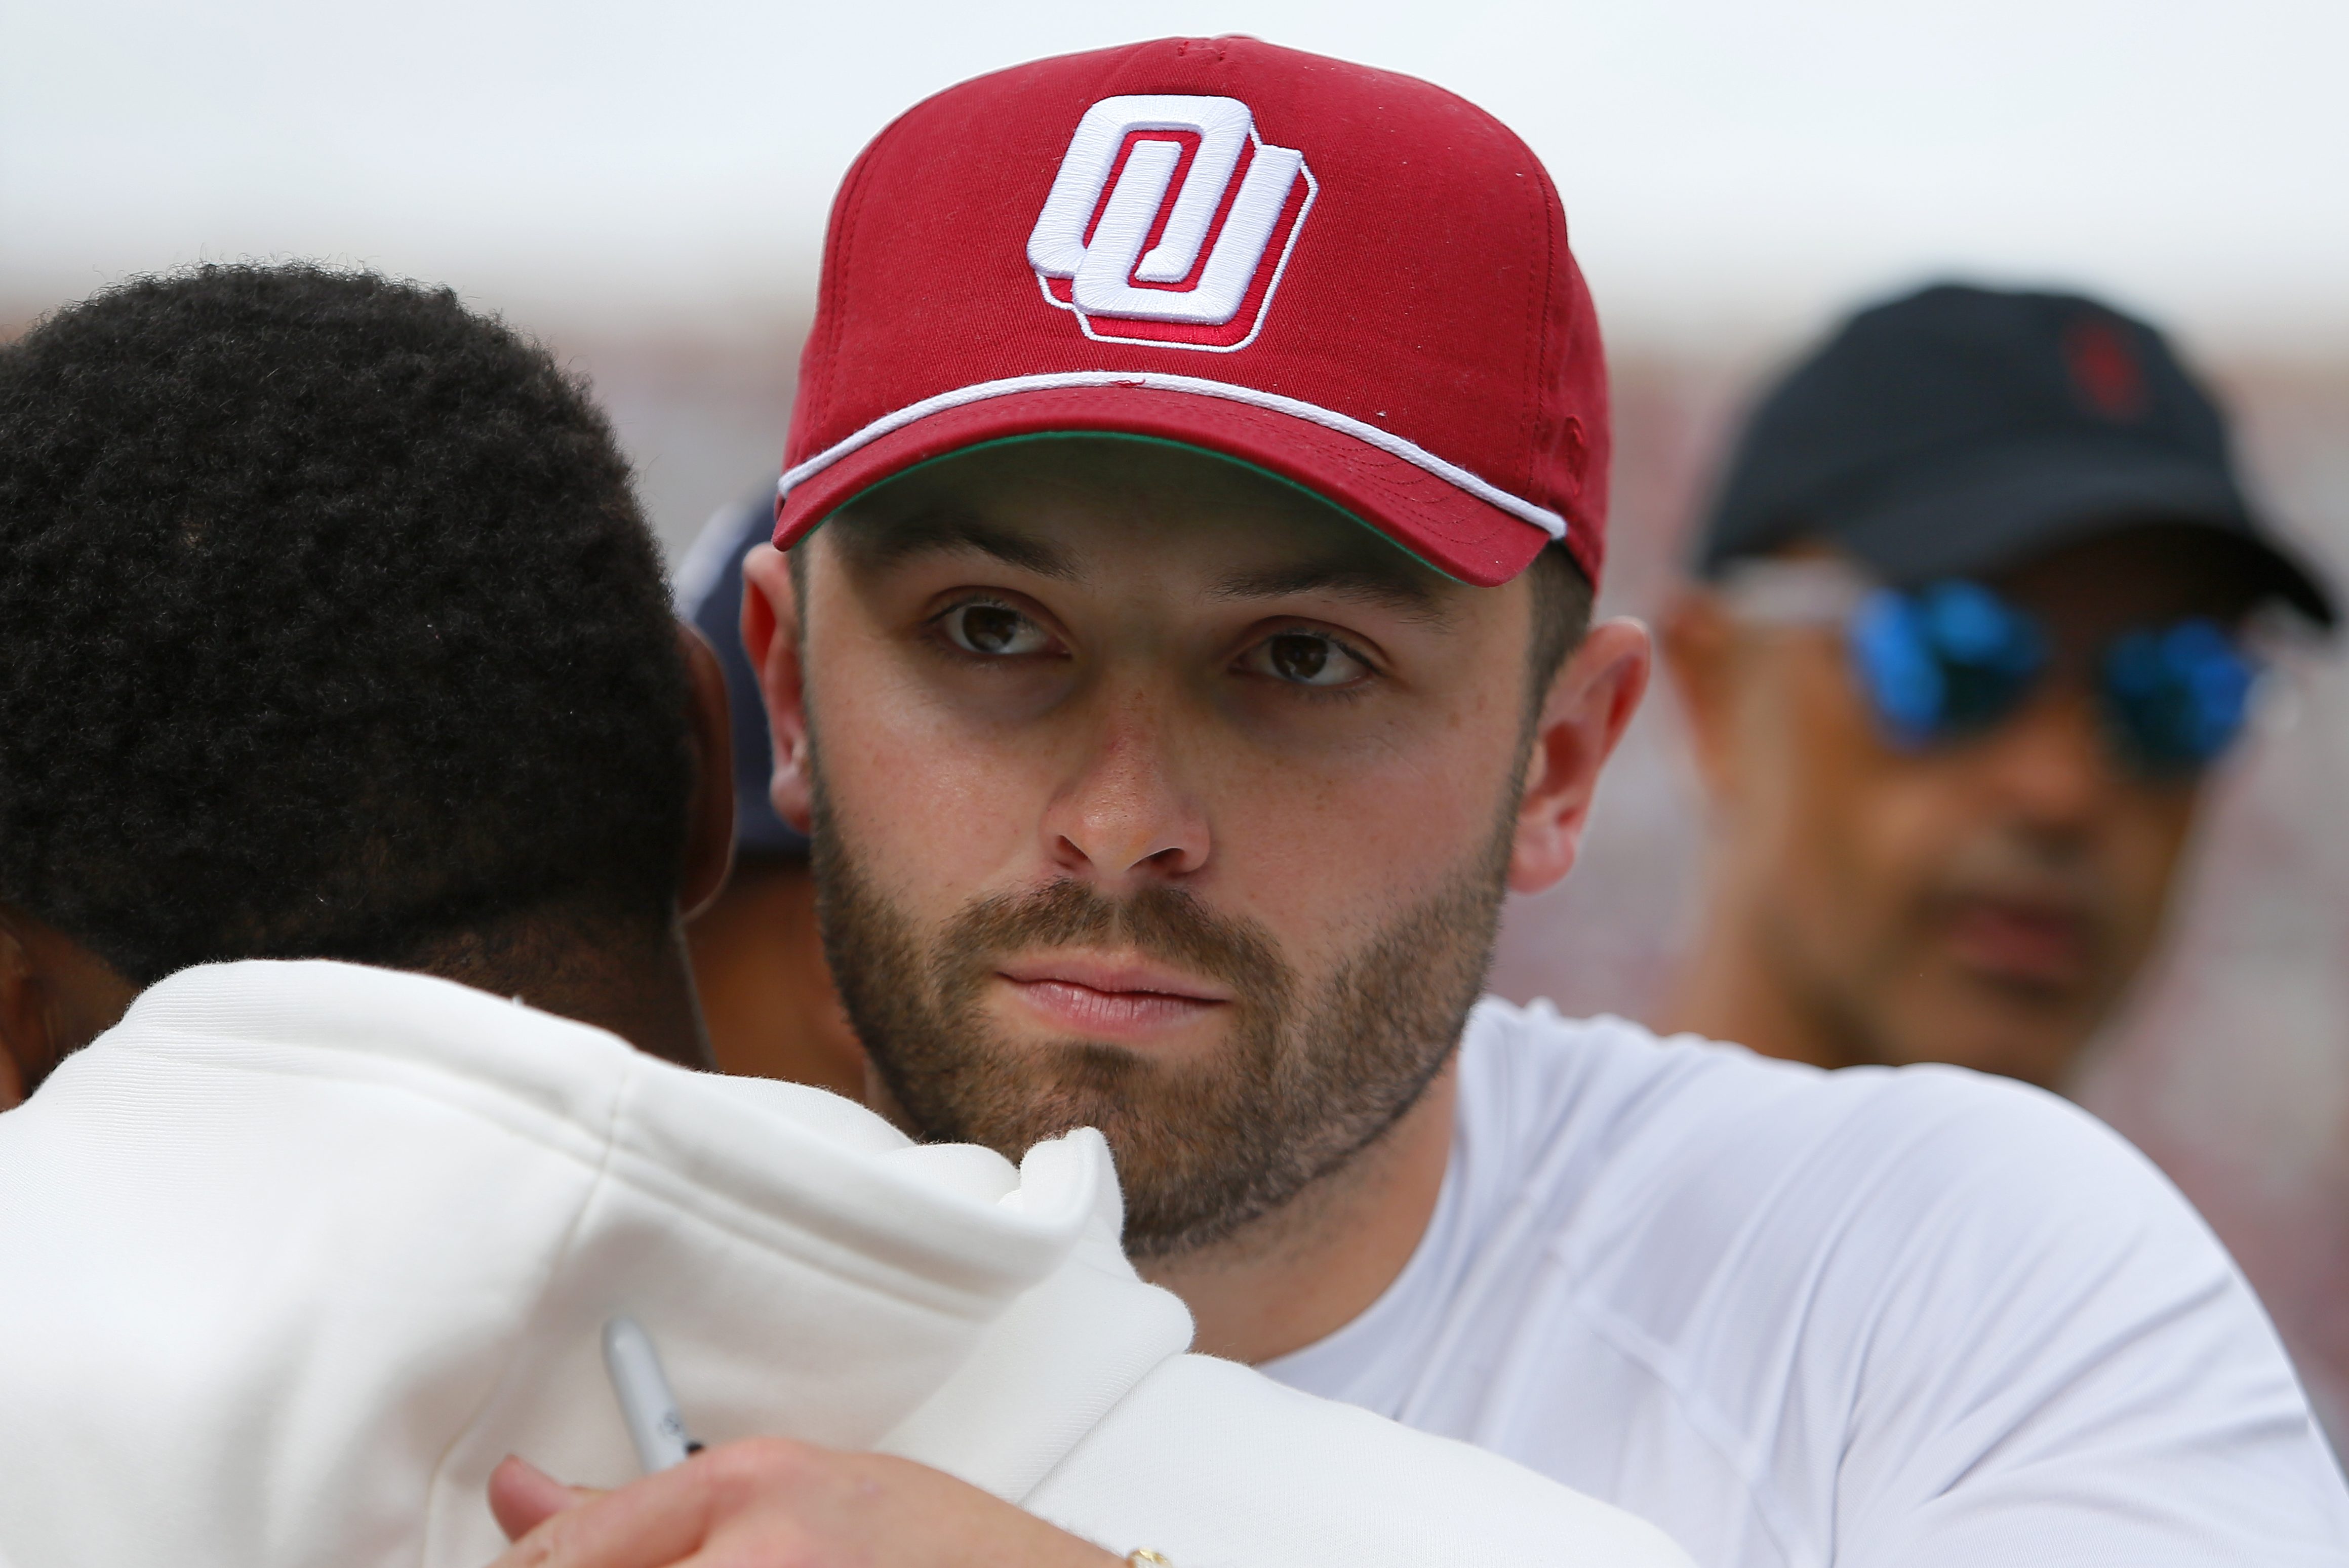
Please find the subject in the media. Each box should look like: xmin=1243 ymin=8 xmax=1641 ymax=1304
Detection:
xmin=0 ymin=263 xmax=734 ymax=1096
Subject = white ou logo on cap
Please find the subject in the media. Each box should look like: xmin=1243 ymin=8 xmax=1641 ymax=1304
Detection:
xmin=1027 ymin=95 xmax=1317 ymax=352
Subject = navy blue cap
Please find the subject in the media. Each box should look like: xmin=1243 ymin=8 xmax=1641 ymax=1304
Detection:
xmin=676 ymin=492 xmax=809 ymax=859
xmin=1697 ymin=283 xmax=2335 ymax=627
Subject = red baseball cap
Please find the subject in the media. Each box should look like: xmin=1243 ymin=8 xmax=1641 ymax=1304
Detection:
xmin=776 ymin=35 xmax=1610 ymax=588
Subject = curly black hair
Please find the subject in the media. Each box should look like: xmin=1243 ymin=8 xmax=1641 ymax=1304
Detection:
xmin=0 ymin=264 xmax=692 ymax=986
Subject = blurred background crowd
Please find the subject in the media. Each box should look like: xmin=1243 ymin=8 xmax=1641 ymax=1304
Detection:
xmin=7 ymin=0 xmax=2345 ymax=1441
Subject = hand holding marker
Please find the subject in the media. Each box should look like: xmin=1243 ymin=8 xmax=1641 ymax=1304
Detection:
xmin=597 ymin=1313 xmax=1180 ymax=1566
xmin=602 ymin=1315 xmax=703 ymax=1472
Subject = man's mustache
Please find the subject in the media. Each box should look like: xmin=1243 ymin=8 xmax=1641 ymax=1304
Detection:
xmin=934 ymin=878 xmax=1295 ymax=1009
xmin=1929 ymin=830 xmax=2117 ymax=930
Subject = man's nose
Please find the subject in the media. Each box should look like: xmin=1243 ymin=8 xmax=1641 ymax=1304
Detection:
xmin=1042 ymin=693 xmax=1210 ymax=888
xmin=1979 ymin=682 xmax=2115 ymax=828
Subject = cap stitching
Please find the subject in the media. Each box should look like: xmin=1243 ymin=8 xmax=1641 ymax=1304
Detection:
xmin=801 ymin=120 xmax=895 ymax=455
xmin=1522 ymin=159 xmax=1551 ymax=512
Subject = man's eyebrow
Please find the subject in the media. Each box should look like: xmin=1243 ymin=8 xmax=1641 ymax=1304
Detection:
xmin=1208 ymin=558 xmax=1456 ymax=625
xmin=833 ymin=509 xmax=1080 ymax=581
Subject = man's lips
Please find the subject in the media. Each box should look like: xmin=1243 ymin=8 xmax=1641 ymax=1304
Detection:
xmin=1939 ymin=896 xmax=2095 ymax=990
xmin=994 ymin=955 xmax=1230 ymax=1039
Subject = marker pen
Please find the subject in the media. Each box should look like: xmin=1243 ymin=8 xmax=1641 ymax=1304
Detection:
xmin=602 ymin=1315 xmax=704 ymax=1473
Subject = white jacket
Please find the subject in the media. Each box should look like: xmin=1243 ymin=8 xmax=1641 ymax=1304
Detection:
xmin=0 ymin=959 xmax=1690 ymax=1568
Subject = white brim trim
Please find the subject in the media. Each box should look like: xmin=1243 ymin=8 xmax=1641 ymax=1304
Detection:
xmin=775 ymin=371 xmax=1568 ymax=543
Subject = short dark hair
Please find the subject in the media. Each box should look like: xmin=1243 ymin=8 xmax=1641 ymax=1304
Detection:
xmin=0 ymin=265 xmax=691 ymax=985
xmin=1524 ymin=543 xmax=1595 ymax=707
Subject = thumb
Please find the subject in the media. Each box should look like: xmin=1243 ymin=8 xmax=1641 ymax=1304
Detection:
xmin=489 ymin=1454 xmax=604 ymax=1542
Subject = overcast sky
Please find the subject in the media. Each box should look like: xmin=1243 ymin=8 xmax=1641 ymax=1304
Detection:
xmin=6 ymin=0 xmax=2347 ymax=353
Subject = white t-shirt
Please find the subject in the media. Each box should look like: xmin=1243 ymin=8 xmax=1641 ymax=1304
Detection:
xmin=1262 ymin=1000 xmax=2349 ymax=1567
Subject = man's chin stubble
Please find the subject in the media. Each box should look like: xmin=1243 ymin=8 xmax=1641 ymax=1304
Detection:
xmin=806 ymin=761 xmax=1516 ymax=1261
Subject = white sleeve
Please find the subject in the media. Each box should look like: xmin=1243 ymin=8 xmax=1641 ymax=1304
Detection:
xmin=1830 ymin=1079 xmax=2349 ymax=1565
xmin=1028 ymin=1354 xmax=1697 ymax=1568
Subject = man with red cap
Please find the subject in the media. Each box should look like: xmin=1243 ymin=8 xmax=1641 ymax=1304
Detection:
xmin=496 ymin=36 xmax=2349 ymax=1567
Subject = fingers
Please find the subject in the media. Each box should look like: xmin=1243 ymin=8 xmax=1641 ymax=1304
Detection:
xmin=485 ymin=1446 xmax=745 ymax=1568
xmin=482 ymin=1438 xmax=1121 ymax=1568
xmin=489 ymin=1455 xmax=604 ymax=1543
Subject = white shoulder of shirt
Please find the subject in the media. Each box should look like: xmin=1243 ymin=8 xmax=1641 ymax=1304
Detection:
xmin=1454 ymin=998 xmax=2349 ymax=1563
xmin=1456 ymin=994 xmax=2243 ymax=1299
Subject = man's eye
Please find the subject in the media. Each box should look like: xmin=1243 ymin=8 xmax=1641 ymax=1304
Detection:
xmin=941 ymin=601 xmax=1052 ymax=657
xmin=1246 ymin=631 xmax=1371 ymax=688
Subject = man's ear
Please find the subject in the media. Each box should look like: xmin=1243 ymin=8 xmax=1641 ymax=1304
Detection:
xmin=675 ymin=623 xmax=737 ymax=922
xmin=0 ymin=906 xmax=137 ymax=1110
xmin=1657 ymin=588 xmax=1741 ymax=799
xmin=740 ymin=543 xmax=814 ymax=836
xmin=1509 ymin=617 xmax=1652 ymax=895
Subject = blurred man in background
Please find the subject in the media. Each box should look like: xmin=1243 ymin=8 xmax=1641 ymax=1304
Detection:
xmin=678 ymin=495 xmax=863 ymax=1098
xmin=1659 ymin=283 xmax=2335 ymax=1090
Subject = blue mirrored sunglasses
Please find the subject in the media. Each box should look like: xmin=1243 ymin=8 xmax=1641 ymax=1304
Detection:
xmin=1847 ymin=580 xmax=2258 ymax=777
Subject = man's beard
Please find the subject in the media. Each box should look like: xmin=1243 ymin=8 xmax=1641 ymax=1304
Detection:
xmin=808 ymin=761 xmax=1516 ymax=1262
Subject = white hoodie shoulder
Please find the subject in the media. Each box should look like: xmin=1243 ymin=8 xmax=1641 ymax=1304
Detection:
xmin=0 ymin=960 xmax=1689 ymax=1568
